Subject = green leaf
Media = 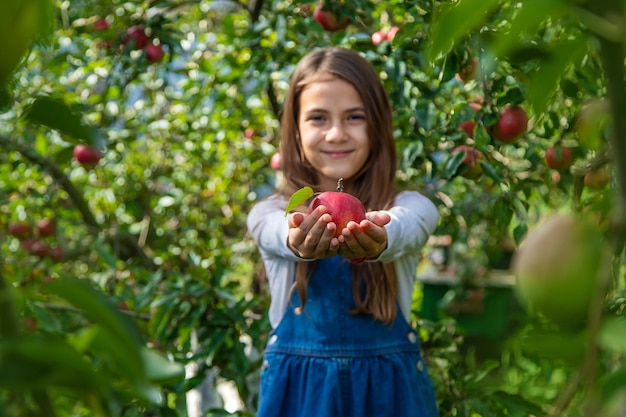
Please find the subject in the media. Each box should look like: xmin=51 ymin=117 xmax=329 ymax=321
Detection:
xmin=0 ymin=335 xmax=102 ymax=392
xmin=442 ymin=150 xmax=465 ymax=180
xmin=401 ymin=141 xmax=424 ymax=171
xmin=479 ymin=160 xmax=506 ymax=184
xmin=285 ymin=186 xmax=314 ymax=216
xmin=40 ymin=278 xmax=143 ymax=366
xmin=600 ymin=368 xmax=626 ymax=402
xmin=488 ymin=0 xmax=568 ymax=59
xmin=599 ymin=316 xmax=626 ymax=354
xmin=528 ymin=35 xmax=587 ymax=114
xmin=513 ymin=223 xmax=528 ymax=245
xmin=520 ymin=330 xmax=586 ymax=365
xmin=427 ymin=0 xmax=501 ymax=62
xmin=86 ymin=325 xmax=145 ymax=387
xmin=22 ymin=96 xmax=99 ymax=142
xmin=141 ymin=348 xmax=185 ymax=385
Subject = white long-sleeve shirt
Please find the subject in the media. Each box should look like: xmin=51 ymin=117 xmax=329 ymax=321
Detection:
xmin=247 ymin=190 xmax=439 ymax=328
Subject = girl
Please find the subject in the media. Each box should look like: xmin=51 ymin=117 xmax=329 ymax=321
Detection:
xmin=247 ymin=46 xmax=440 ymax=417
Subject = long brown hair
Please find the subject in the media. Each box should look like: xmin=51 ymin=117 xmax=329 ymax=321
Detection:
xmin=279 ymin=47 xmax=399 ymax=323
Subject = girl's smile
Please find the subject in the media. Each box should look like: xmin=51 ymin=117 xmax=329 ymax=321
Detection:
xmin=297 ymin=77 xmax=370 ymax=191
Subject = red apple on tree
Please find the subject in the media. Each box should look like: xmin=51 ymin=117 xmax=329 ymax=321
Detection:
xmin=307 ymin=178 xmax=366 ymax=238
xmin=123 ymin=25 xmax=149 ymax=50
xmin=8 ymin=222 xmax=31 ymax=239
xmin=545 ymin=145 xmax=574 ymax=171
xmin=244 ymin=128 xmax=256 ymax=139
xmin=387 ymin=26 xmax=400 ymax=42
xmin=371 ymin=30 xmax=386 ymax=46
xmin=36 ymin=218 xmax=55 ymax=237
xmin=451 ymin=145 xmax=483 ymax=179
xmin=492 ymin=105 xmax=528 ymax=144
xmin=458 ymin=102 xmax=481 ymax=138
xmin=94 ymin=18 xmax=109 ymax=31
xmin=313 ymin=3 xmax=349 ymax=32
xmin=26 ymin=240 xmax=50 ymax=258
xmin=270 ymin=152 xmax=282 ymax=170
xmin=459 ymin=121 xmax=475 ymax=138
xmin=145 ymin=43 xmax=165 ymax=63
xmin=73 ymin=144 xmax=103 ymax=167
xmin=48 ymin=246 xmax=64 ymax=263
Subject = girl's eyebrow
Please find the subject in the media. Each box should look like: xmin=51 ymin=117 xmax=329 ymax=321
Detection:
xmin=302 ymin=106 xmax=366 ymax=113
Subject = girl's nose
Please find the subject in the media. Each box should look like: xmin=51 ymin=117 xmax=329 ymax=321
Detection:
xmin=325 ymin=124 xmax=346 ymax=141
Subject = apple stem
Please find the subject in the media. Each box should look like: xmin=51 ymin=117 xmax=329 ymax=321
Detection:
xmin=336 ymin=178 xmax=344 ymax=192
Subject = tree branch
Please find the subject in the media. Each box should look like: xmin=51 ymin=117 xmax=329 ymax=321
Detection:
xmin=267 ymin=80 xmax=282 ymax=121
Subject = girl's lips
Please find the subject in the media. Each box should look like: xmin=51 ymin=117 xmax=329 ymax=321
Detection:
xmin=323 ymin=150 xmax=352 ymax=159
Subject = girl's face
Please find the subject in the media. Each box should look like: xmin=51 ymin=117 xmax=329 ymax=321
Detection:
xmin=298 ymin=77 xmax=370 ymax=192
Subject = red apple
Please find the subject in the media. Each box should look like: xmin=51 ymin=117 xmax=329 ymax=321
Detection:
xmin=8 ymin=222 xmax=31 ymax=239
xmin=313 ymin=3 xmax=349 ymax=32
xmin=371 ymin=30 xmax=386 ymax=46
xmin=123 ymin=25 xmax=149 ymax=50
xmin=94 ymin=18 xmax=109 ymax=31
xmin=545 ymin=145 xmax=574 ymax=171
xmin=244 ymin=128 xmax=256 ymax=139
xmin=451 ymin=145 xmax=483 ymax=179
xmin=48 ymin=246 xmax=64 ymax=263
xmin=458 ymin=102 xmax=481 ymax=138
xmin=36 ymin=218 xmax=55 ymax=237
xmin=270 ymin=152 xmax=282 ymax=170
xmin=468 ymin=102 xmax=482 ymax=111
xmin=145 ymin=43 xmax=165 ymax=63
xmin=459 ymin=121 xmax=476 ymax=138
xmin=492 ymin=105 xmax=528 ymax=144
xmin=27 ymin=240 xmax=50 ymax=258
xmin=73 ymin=144 xmax=103 ymax=166
xmin=307 ymin=179 xmax=366 ymax=238
xmin=387 ymin=26 xmax=399 ymax=42
xmin=584 ymin=166 xmax=610 ymax=189
xmin=21 ymin=238 xmax=38 ymax=252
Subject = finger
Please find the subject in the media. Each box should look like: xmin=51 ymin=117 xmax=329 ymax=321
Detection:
xmin=340 ymin=222 xmax=369 ymax=257
xmin=366 ymin=211 xmax=391 ymax=227
xmin=344 ymin=221 xmax=388 ymax=259
xmin=289 ymin=207 xmax=327 ymax=246
xmin=317 ymin=230 xmax=340 ymax=258
xmin=289 ymin=212 xmax=305 ymax=228
xmin=359 ymin=220 xmax=388 ymax=245
xmin=296 ymin=214 xmax=335 ymax=258
xmin=304 ymin=213 xmax=333 ymax=245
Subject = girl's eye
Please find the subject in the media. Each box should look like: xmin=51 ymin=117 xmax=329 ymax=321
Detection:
xmin=348 ymin=114 xmax=365 ymax=121
xmin=307 ymin=115 xmax=325 ymax=121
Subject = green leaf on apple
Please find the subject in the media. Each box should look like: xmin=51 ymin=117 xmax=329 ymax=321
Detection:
xmin=285 ymin=186 xmax=314 ymax=216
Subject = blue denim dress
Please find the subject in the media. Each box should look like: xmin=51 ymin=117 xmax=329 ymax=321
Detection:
xmin=257 ymin=256 xmax=439 ymax=417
